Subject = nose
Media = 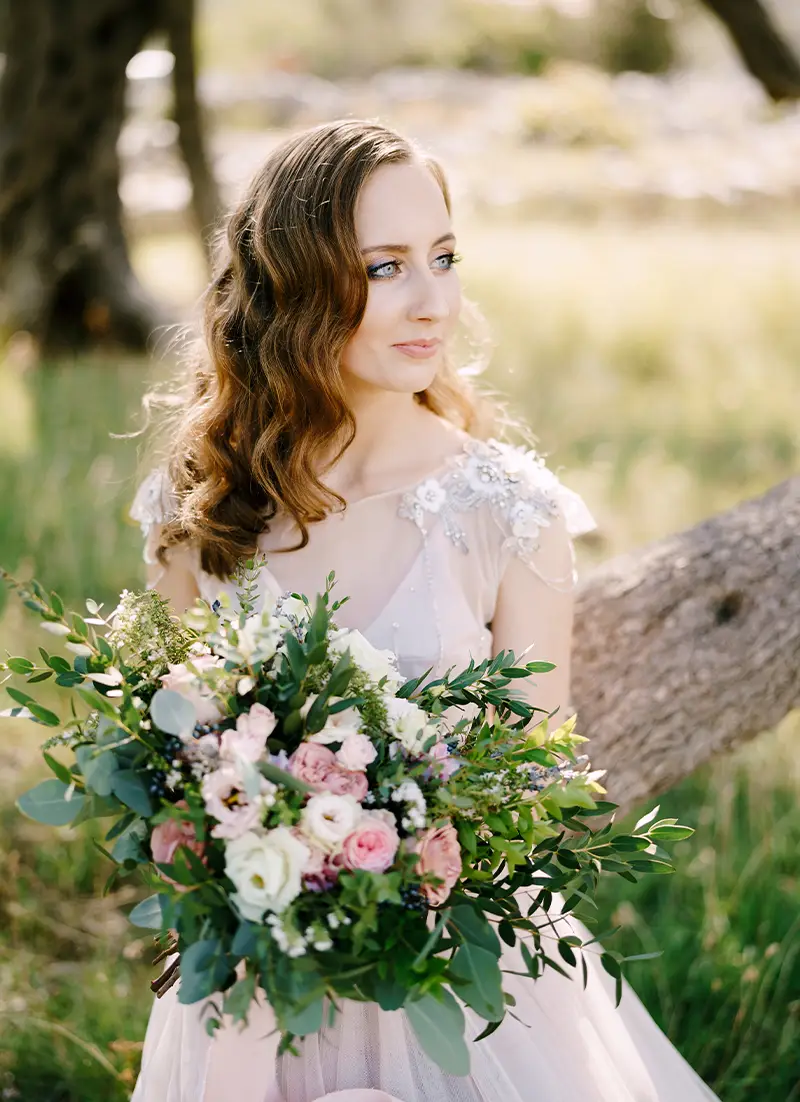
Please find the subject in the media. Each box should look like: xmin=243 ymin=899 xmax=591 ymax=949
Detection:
xmin=407 ymin=265 xmax=451 ymax=324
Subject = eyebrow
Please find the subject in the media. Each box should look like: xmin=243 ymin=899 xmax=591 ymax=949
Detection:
xmin=360 ymin=232 xmax=456 ymax=254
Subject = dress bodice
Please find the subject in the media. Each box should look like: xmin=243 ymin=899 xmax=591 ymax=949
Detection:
xmin=130 ymin=435 xmax=597 ymax=682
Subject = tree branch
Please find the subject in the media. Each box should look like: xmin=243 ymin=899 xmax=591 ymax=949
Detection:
xmin=572 ymin=474 xmax=800 ymax=814
xmin=698 ymin=0 xmax=800 ymax=101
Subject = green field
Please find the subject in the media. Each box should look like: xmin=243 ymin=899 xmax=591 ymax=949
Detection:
xmin=0 ymin=213 xmax=798 ymax=1100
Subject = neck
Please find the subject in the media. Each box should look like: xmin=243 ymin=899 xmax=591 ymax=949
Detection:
xmin=324 ymin=386 xmax=433 ymax=492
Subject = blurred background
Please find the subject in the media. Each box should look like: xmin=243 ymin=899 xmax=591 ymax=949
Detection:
xmin=0 ymin=0 xmax=799 ymax=1098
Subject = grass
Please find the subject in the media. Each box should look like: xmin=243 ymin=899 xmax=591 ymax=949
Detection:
xmin=0 ymin=211 xmax=799 ymax=1098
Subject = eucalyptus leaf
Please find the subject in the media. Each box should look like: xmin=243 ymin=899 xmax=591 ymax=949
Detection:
xmin=282 ymin=993 xmax=325 ymax=1037
xmin=406 ymin=989 xmax=469 ymax=1077
xmin=17 ymin=779 xmax=85 ymax=826
xmin=76 ymin=744 xmax=119 ymax=797
xmin=449 ymin=942 xmax=504 ymax=1022
xmin=448 ymin=904 xmax=501 ymax=958
xmin=112 ymin=770 xmax=153 ymax=816
xmin=128 ymin=894 xmax=165 ymax=929
xmin=150 ymin=688 xmax=197 ymax=738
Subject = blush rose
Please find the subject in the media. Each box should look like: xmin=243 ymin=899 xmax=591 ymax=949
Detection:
xmin=342 ymin=810 xmax=400 ymax=873
xmin=150 ymin=801 xmax=205 ymax=888
xmin=415 ymin=821 xmax=462 ymax=906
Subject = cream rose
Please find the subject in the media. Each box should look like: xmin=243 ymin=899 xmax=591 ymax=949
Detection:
xmin=301 ymin=792 xmax=362 ymax=852
xmin=225 ymin=827 xmax=309 ymax=919
xmin=385 ymin=697 xmax=435 ymax=755
xmin=329 ymin=629 xmax=399 ymax=686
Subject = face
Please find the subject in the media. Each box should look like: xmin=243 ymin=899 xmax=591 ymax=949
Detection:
xmin=341 ymin=160 xmax=462 ymax=397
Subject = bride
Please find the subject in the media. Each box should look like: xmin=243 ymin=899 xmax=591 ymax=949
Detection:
xmin=129 ymin=119 xmax=718 ymax=1102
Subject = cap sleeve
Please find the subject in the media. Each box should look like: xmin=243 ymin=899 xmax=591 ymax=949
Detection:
xmin=477 ymin=439 xmax=597 ymax=595
xmin=129 ymin=467 xmax=177 ymax=565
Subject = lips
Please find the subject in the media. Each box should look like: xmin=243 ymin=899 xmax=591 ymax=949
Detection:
xmin=392 ymin=340 xmax=442 ymax=360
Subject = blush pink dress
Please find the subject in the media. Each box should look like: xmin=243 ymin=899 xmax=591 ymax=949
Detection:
xmin=129 ymin=434 xmax=719 ymax=1102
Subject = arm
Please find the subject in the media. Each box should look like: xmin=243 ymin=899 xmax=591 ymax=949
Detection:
xmin=490 ymin=509 xmax=577 ymax=732
xmin=144 ymin=523 xmax=201 ymax=614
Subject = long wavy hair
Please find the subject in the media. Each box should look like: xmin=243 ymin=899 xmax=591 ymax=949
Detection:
xmin=146 ymin=118 xmax=503 ymax=581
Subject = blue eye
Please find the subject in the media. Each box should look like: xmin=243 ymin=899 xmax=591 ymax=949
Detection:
xmin=366 ymin=252 xmax=463 ymax=281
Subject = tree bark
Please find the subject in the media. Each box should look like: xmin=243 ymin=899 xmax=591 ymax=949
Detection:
xmin=571 ymin=474 xmax=800 ymax=815
xmin=164 ymin=0 xmax=221 ymax=258
xmin=699 ymin=0 xmax=800 ymax=101
xmin=0 ymin=0 xmax=164 ymax=350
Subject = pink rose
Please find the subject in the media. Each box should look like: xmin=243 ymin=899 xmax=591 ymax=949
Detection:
xmin=160 ymin=655 xmax=225 ymax=726
xmin=150 ymin=801 xmax=205 ymax=888
xmin=324 ymin=766 xmax=369 ymax=802
xmin=428 ymin=740 xmax=460 ymax=782
xmin=220 ymin=703 xmax=277 ymax=763
xmin=336 ymin=732 xmax=377 ymax=771
xmin=415 ymin=821 xmax=462 ymax=906
xmin=289 ymin=742 xmax=338 ymax=788
xmin=342 ymin=810 xmax=399 ymax=874
xmin=201 ymin=763 xmax=263 ymax=840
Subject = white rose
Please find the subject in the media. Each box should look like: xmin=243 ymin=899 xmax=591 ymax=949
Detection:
xmin=330 ymin=629 xmax=399 ymax=686
xmin=225 ymin=827 xmax=309 ymax=919
xmin=336 ymin=732 xmax=377 ymax=771
xmin=384 ymin=696 xmax=434 ymax=754
xmin=309 ymin=704 xmax=364 ymax=745
xmin=236 ymin=612 xmax=282 ymax=662
xmin=301 ymin=792 xmax=362 ymax=852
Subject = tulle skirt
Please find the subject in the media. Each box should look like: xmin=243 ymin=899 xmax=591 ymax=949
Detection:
xmin=131 ymin=891 xmax=719 ymax=1102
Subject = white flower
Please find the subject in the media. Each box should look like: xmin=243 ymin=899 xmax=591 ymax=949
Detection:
xmin=235 ymin=612 xmax=282 ymax=662
xmin=301 ymin=792 xmax=362 ymax=852
xmin=225 ymin=827 xmax=309 ymax=919
xmin=65 ymin=642 xmax=93 ymax=657
xmin=309 ymin=704 xmax=363 ymax=745
xmin=508 ymin=500 xmax=546 ymax=541
xmin=463 ymin=454 xmax=505 ymax=498
xmin=330 ymin=629 xmax=399 ymax=686
xmin=384 ymin=697 xmax=435 ymax=755
xmin=202 ymin=763 xmax=265 ymax=839
xmin=391 ymin=778 xmax=427 ymax=830
xmin=41 ymin=622 xmax=70 ymax=636
xmin=237 ymin=676 xmax=256 ymax=695
xmin=415 ymin=478 xmax=447 ymax=513
xmin=336 ymin=732 xmax=377 ymax=771
xmin=278 ymin=595 xmax=311 ymax=621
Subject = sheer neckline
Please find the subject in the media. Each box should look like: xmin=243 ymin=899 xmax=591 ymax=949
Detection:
xmin=339 ymin=433 xmax=471 ymax=508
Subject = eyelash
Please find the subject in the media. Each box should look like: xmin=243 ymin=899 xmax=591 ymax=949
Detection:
xmin=367 ymin=252 xmax=463 ymax=280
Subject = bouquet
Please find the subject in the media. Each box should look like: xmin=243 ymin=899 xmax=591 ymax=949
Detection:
xmin=1 ymin=559 xmax=692 ymax=1076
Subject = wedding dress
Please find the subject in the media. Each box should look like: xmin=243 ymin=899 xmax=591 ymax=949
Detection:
xmin=129 ymin=434 xmax=719 ymax=1102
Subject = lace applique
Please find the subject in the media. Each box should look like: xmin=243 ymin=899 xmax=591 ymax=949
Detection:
xmin=397 ymin=437 xmax=596 ymax=567
xmin=129 ymin=468 xmax=177 ymax=536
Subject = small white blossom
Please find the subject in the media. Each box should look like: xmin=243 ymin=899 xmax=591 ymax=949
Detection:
xmin=237 ymin=676 xmax=256 ymax=695
xmin=415 ymin=478 xmax=447 ymax=513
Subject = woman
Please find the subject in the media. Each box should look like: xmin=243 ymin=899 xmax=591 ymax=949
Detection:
xmin=130 ymin=119 xmax=718 ymax=1102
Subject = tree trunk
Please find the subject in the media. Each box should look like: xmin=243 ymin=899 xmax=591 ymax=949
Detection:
xmin=699 ymin=0 xmax=800 ymax=101
xmin=164 ymin=0 xmax=221 ymax=259
xmin=0 ymin=0 xmax=164 ymax=350
xmin=571 ymin=475 xmax=800 ymax=815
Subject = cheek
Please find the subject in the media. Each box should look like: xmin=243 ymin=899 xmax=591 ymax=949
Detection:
xmin=343 ymin=290 xmax=396 ymax=364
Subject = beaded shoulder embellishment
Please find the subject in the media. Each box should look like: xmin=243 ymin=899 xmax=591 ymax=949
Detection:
xmin=397 ymin=437 xmax=566 ymax=563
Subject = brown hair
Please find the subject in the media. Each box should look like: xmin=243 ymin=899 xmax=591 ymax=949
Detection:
xmin=147 ymin=118 xmax=500 ymax=580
